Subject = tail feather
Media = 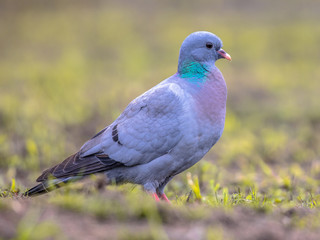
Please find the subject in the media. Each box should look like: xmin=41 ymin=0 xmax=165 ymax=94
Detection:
xmin=23 ymin=183 xmax=50 ymax=197
xmin=24 ymin=151 xmax=122 ymax=197
xmin=23 ymin=177 xmax=81 ymax=197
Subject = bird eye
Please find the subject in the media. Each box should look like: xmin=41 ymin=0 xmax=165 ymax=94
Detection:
xmin=206 ymin=42 xmax=213 ymax=49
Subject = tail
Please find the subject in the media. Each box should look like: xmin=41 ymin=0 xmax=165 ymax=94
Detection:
xmin=24 ymin=151 xmax=122 ymax=197
xmin=23 ymin=176 xmax=81 ymax=197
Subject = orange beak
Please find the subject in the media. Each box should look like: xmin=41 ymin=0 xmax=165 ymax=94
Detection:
xmin=217 ymin=49 xmax=232 ymax=61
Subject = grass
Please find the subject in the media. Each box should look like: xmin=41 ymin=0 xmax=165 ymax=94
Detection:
xmin=1 ymin=0 xmax=320 ymax=239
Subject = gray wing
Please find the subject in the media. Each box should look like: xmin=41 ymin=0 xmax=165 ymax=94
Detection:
xmin=79 ymin=83 xmax=185 ymax=166
xmin=35 ymin=83 xmax=186 ymax=182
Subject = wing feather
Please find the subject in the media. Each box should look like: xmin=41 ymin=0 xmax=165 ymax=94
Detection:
xmin=36 ymin=82 xmax=185 ymax=182
xmin=36 ymin=152 xmax=124 ymax=182
xmin=80 ymin=83 xmax=185 ymax=166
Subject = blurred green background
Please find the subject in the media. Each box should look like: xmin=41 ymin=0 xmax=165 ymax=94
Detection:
xmin=1 ymin=0 xmax=320 ymax=239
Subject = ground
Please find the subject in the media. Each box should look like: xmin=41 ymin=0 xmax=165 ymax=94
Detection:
xmin=1 ymin=189 xmax=320 ymax=240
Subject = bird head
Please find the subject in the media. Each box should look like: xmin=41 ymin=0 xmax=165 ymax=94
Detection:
xmin=178 ymin=31 xmax=231 ymax=75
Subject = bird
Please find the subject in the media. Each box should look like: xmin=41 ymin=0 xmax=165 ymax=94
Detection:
xmin=24 ymin=31 xmax=231 ymax=202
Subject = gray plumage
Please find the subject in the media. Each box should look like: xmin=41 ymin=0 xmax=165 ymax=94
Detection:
xmin=24 ymin=31 xmax=231 ymax=200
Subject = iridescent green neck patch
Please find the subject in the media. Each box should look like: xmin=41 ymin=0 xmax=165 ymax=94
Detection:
xmin=179 ymin=61 xmax=209 ymax=84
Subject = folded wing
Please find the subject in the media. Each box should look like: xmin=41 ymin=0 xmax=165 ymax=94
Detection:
xmin=36 ymin=83 xmax=185 ymax=182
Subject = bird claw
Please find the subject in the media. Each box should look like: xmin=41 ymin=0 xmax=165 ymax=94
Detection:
xmin=151 ymin=193 xmax=170 ymax=203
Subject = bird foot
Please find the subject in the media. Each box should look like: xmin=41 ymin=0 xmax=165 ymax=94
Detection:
xmin=151 ymin=193 xmax=170 ymax=203
xmin=160 ymin=193 xmax=171 ymax=203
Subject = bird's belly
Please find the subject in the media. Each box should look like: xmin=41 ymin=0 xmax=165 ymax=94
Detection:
xmin=167 ymin=117 xmax=224 ymax=177
xmin=197 ymin=119 xmax=224 ymax=151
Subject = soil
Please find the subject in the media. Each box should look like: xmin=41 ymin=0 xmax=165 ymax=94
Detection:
xmin=1 ymin=198 xmax=320 ymax=240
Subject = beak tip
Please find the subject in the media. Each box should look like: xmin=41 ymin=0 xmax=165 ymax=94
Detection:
xmin=224 ymin=53 xmax=232 ymax=61
xmin=217 ymin=49 xmax=232 ymax=62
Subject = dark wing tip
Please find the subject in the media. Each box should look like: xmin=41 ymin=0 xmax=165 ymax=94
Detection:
xmin=35 ymin=152 xmax=125 ymax=183
xmin=36 ymin=153 xmax=79 ymax=182
xmin=36 ymin=168 xmax=53 ymax=182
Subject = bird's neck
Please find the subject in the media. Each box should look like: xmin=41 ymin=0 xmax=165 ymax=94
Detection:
xmin=178 ymin=61 xmax=211 ymax=84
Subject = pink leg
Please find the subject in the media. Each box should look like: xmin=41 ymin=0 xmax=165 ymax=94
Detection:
xmin=152 ymin=192 xmax=160 ymax=202
xmin=160 ymin=193 xmax=171 ymax=203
